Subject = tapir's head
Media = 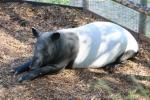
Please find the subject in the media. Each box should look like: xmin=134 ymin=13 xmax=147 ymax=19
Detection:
xmin=30 ymin=28 xmax=79 ymax=69
xmin=30 ymin=28 xmax=63 ymax=69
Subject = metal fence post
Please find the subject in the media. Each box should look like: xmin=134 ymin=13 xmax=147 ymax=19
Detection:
xmin=82 ymin=0 xmax=89 ymax=9
xmin=138 ymin=0 xmax=147 ymax=36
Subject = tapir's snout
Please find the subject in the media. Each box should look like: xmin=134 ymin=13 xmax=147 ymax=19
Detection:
xmin=29 ymin=56 xmax=43 ymax=70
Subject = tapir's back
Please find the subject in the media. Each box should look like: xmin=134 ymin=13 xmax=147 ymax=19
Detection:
xmin=73 ymin=22 xmax=137 ymax=68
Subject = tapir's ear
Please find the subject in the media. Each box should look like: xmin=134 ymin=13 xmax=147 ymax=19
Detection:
xmin=51 ymin=32 xmax=60 ymax=41
xmin=32 ymin=27 xmax=40 ymax=38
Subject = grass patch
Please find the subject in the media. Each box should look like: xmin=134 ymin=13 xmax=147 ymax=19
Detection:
xmin=90 ymin=76 xmax=150 ymax=99
xmin=34 ymin=0 xmax=70 ymax=5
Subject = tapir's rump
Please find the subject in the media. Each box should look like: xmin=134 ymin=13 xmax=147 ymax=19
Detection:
xmin=61 ymin=22 xmax=138 ymax=68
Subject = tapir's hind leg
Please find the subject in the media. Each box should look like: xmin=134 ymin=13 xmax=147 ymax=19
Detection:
xmin=103 ymin=50 xmax=137 ymax=72
xmin=117 ymin=50 xmax=138 ymax=63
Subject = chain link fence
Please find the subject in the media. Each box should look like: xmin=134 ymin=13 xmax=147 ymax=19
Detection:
xmin=23 ymin=0 xmax=150 ymax=37
xmin=70 ymin=0 xmax=150 ymax=37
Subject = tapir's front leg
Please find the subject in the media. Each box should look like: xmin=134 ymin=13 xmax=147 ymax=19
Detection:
xmin=17 ymin=63 xmax=66 ymax=83
xmin=11 ymin=60 xmax=32 ymax=74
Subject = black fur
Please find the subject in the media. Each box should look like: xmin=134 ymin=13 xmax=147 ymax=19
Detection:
xmin=12 ymin=29 xmax=79 ymax=82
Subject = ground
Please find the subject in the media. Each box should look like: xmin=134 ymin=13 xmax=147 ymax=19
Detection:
xmin=0 ymin=2 xmax=150 ymax=100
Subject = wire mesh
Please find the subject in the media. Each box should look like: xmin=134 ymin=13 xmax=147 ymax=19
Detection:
xmin=73 ymin=0 xmax=150 ymax=37
xmin=146 ymin=16 xmax=150 ymax=36
xmin=69 ymin=0 xmax=82 ymax=7
xmin=88 ymin=0 xmax=140 ymax=32
xmin=28 ymin=0 xmax=150 ymax=36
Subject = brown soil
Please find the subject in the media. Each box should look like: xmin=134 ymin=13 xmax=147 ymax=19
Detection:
xmin=0 ymin=2 xmax=150 ymax=100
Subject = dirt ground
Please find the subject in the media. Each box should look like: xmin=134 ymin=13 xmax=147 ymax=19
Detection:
xmin=0 ymin=2 xmax=150 ymax=100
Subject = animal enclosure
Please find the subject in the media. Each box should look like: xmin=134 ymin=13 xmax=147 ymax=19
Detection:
xmin=29 ymin=0 xmax=150 ymax=37
xmin=0 ymin=0 xmax=150 ymax=99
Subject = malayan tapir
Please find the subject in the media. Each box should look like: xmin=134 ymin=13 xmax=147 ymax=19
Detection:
xmin=11 ymin=21 xmax=139 ymax=82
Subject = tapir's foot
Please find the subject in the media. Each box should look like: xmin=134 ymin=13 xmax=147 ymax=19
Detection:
xmin=104 ymin=50 xmax=138 ymax=73
xmin=117 ymin=50 xmax=138 ymax=62
xmin=17 ymin=70 xmax=42 ymax=83
xmin=103 ymin=62 xmax=122 ymax=73
xmin=17 ymin=71 xmax=39 ymax=83
xmin=11 ymin=60 xmax=32 ymax=75
xmin=103 ymin=60 xmax=129 ymax=73
xmin=10 ymin=67 xmax=28 ymax=75
xmin=17 ymin=65 xmax=64 ymax=83
xmin=10 ymin=69 xmax=16 ymax=73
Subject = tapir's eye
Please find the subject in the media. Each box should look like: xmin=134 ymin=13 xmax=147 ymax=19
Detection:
xmin=51 ymin=32 xmax=60 ymax=41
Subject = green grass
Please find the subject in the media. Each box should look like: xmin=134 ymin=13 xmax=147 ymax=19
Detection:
xmin=90 ymin=76 xmax=150 ymax=99
xmin=34 ymin=0 xmax=70 ymax=5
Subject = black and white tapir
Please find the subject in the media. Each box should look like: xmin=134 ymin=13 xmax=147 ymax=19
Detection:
xmin=11 ymin=21 xmax=139 ymax=82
